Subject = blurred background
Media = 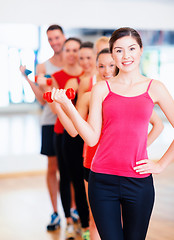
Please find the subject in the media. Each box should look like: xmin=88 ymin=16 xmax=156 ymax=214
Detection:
xmin=0 ymin=1 xmax=174 ymax=240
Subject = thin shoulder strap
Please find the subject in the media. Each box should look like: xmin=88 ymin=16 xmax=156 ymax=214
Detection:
xmin=88 ymin=77 xmax=93 ymax=91
xmin=146 ymin=79 xmax=153 ymax=92
xmin=106 ymin=81 xmax=111 ymax=92
xmin=77 ymin=76 xmax=80 ymax=84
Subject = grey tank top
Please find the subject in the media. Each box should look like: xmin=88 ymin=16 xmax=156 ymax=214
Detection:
xmin=40 ymin=60 xmax=62 ymax=126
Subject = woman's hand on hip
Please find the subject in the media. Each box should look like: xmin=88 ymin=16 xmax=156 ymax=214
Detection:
xmin=133 ymin=159 xmax=163 ymax=174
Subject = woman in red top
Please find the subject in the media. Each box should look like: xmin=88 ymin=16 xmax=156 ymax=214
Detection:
xmin=50 ymin=27 xmax=174 ymax=240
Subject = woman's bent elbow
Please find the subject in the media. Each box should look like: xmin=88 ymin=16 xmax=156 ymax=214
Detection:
xmin=86 ymin=138 xmax=98 ymax=147
xmin=67 ymin=130 xmax=78 ymax=138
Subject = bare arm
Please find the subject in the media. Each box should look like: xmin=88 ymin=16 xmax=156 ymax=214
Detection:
xmin=147 ymin=110 xmax=164 ymax=147
xmin=52 ymin=90 xmax=90 ymax=137
xmin=35 ymin=63 xmax=58 ymax=104
xmin=64 ymin=78 xmax=79 ymax=92
xmin=77 ymin=76 xmax=90 ymax=101
xmin=48 ymin=77 xmax=80 ymax=130
xmin=134 ymin=80 xmax=174 ymax=174
xmin=45 ymin=76 xmax=60 ymax=114
xmin=155 ymin=81 xmax=174 ymax=169
xmin=51 ymin=77 xmax=89 ymax=136
xmin=20 ymin=65 xmax=45 ymax=105
xmin=36 ymin=63 xmax=46 ymax=74
xmin=52 ymin=82 xmax=105 ymax=146
xmin=51 ymin=102 xmax=78 ymax=137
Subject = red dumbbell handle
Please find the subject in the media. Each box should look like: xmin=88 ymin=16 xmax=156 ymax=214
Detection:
xmin=66 ymin=88 xmax=75 ymax=100
xmin=43 ymin=88 xmax=75 ymax=103
xmin=43 ymin=92 xmax=53 ymax=103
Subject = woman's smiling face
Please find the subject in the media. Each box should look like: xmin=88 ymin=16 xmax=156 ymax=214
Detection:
xmin=78 ymin=48 xmax=96 ymax=73
xmin=97 ymin=53 xmax=116 ymax=80
xmin=112 ymin=36 xmax=143 ymax=73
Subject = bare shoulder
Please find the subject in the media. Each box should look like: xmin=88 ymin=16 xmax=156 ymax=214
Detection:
xmin=91 ymin=80 xmax=108 ymax=99
xmin=151 ymin=79 xmax=168 ymax=92
xmin=149 ymin=79 xmax=172 ymax=103
xmin=67 ymin=77 xmax=77 ymax=84
xmin=76 ymin=91 xmax=91 ymax=116
xmin=65 ymin=78 xmax=79 ymax=91
xmin=36 ymin=63 xmax=46 ymax=74
xmin=81 ymin=75 xmax=90 ymax=83
xmin=81 ymin=91 xmax=91 ymax=103
xmin=77 ymin=91 xmax=90 ymax=108
xmin=80 ymin=76 xmax=91 ymax=89
xmin=92 ymin=80 xmax=107 ymax=90
xmin=78 ymin=76 xmax=91 ymax=98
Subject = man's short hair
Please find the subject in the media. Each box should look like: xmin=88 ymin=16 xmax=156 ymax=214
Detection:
xmin=46 ymin=24 xmax=64 ymax=34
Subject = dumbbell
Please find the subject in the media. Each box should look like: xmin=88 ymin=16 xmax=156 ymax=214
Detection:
xmin=43 ymin=88 xmax=75 ymax=103
xmin=23 ymin=69 xmax=52 ymax=86
xmin=35 ymin=74 xmax=52 ymax=86
xmin=24 ymin=69 xmax=32 ymax=76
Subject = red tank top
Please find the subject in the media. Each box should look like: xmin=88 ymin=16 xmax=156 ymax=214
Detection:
xmin=83 ymin=75 xmax=99 ymax=169
xmin=91 ymin=80 xmax=154 ymax=178
xmin=52 ymin=70 xmax=83 ymax=134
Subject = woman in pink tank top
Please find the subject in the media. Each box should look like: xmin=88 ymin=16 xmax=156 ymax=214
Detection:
xmin=51 ymin=28 xmax=174 ymax=240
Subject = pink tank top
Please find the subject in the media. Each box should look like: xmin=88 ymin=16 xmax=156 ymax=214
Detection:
xmin=91 ymin=80 xmax=154 ymax=178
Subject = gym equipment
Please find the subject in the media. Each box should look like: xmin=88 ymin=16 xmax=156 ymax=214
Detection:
xmin=43 ymin=88 xmax=75 ymax=103
xmin=24 ymin=69 xmax=32 ymax=76
xmin=35 ymin=75 xmax=52 ymax=86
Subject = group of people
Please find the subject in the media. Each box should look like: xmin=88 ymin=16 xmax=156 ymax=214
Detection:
xmin=20 ymin=24 xmax=174 ymax=240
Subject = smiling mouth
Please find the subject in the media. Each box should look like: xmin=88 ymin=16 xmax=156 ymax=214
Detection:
xmin=122 ymin=61 xmax=133 ymax=66
xmin=104 ymin=75 xmax=112 ymax=79
xmin=84 ymin=66 xmax=90 ymax=69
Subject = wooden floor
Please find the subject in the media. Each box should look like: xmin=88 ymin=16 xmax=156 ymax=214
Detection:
xmin=0 ymin=164 xmax=174 ymax=240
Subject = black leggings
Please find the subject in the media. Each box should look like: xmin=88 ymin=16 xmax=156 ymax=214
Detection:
xmin=54 ymin=133 xmax=71 ymax=218
xmin=54 ymin=132 xmax=89 ymax=228
xmin=88 ymin=171 xmax=155 ymax=240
